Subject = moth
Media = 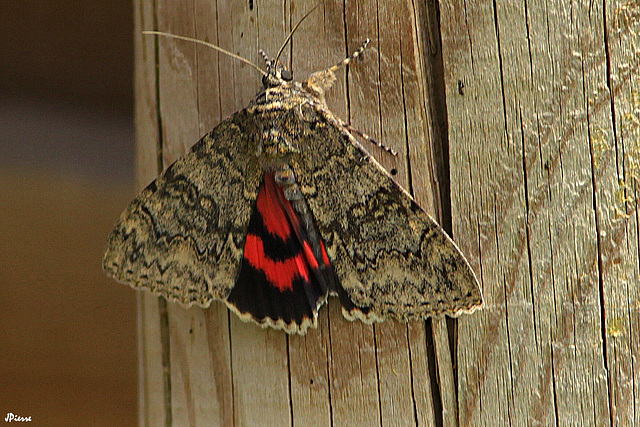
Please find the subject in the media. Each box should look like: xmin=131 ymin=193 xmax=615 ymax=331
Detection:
xmin=103 ymin=26 xmax=482 ymax=334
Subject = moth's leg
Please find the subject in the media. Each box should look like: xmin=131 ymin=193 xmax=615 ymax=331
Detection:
xmin=342 ymin=124 xmax=398 ymax=156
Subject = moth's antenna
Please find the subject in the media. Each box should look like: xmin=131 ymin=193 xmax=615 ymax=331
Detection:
xmin=327 ymin=38 xmax=370 ymax=73
xmin=274 ymin=4 xmax=320 ymax=65
xmin=304 ymin=38 xmax=371 ymax=97
xmin=143 ymin=31 xmax=268 ymax=77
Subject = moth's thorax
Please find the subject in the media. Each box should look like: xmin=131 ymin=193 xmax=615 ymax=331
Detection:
xmin=251 ymin=81 xmax=322 ymax=109
xmin=248 ymin=81 xmax=325 ymax=164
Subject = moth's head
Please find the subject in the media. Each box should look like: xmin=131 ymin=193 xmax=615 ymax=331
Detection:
xmin=260 ymin=49 xmax=293 ymax=88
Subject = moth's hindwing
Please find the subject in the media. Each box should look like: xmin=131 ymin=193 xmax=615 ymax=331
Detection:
xmin=102 ymin=113 xmax=260 ymax=307
xmin=291 ymin=108 xmax=482 ymax=320
xmin=225 ymin=172 xmax=334 ymax=333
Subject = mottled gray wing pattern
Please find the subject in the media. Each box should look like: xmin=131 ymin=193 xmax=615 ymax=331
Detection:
xmin=291 ymin=108 xmax=482 ymax=320
xmin=102 ymin=112 xmax=261 ymax=307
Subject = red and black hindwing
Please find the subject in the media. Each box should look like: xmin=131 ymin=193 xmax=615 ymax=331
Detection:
xmin=226 ymin=172 xmax=337 ymax=331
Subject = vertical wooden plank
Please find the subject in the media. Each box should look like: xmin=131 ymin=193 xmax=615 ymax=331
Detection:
xmin=326 ymin=302 xmax=382 ymax=426
xmin=440 ymin=0 xmax=640 ymax=425
xmin=138 ymin=294 xmax=167 ymax=426
xmin=375 ymin=322 xmax=422 ymax=427
xmin=440 ymin=0 xmax=514 ymax=424
xmin=194 ymin=0 xmax=223 ymax=130
xmin=193 ymin=3 xmax=236 ymax=425
xmin=290 ymin=0 xmax=348 ymax=117
xmin=180 ymin=0 xmax=289 ymax=424
xmin=408 ymin=1 xmax=462 ymax=426
xmin=223 ymin=3 xmax=293 ymax=425
xmin=283 ymin=9 xmax=338 ymax=418
xmin=204 ymin=305 xmax=235 ymax=425
xmin=407 ymin=323 xmax=438 ymax=426
xmin=347 ymin=2 xmax=428 ymax=426
xmin=282 ymin=7 xmax=338 ymax=424
xmin=561 ymin=4 xmax=619 ymax=424
xmin=229 ymin=321 xmax=291 ymax=425
xmin=166 ymin=305 xmax=223 ymax=424
xmin=288 ymin=311 xmax=333 ymax=426
xmin=288 ymin=3 xmax=383 ymax=426
xmin=348 ymin=2 xmax=461 ymax=426
xmin=156 ymin=0 xmax=200 ymax=162
xmin=441 ymin=2 xmax=514 ymax=426
xmin=453 ymin=1 xmax=549 ymax=425
xmin=505 ymin=1 xmax=617 ymax=424
xmin=133 ymin=0 xmax=161 ymax=192
xmin=603 ymin=2 xmax=640 ymax=425
xmin=133 ymin=0 xmax=165 ymax=425
xmin=136 ymin=1 xmax=293 ymax=425
xmin=153 ymin=1 xmax=206 ymax=425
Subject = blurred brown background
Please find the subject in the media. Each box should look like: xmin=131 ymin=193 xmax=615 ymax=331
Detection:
xmin=1 ymin=0 xmax=138 ymax=425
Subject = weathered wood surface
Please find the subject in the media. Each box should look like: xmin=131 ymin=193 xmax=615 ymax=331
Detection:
xmin=441 ymin=0 xmax=640 ymax=425
xmin=132 ymin=0 xmax=640 ymax=425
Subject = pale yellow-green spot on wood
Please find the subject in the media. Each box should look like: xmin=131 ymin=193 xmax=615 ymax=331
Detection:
xmin=607 ymin=318 xmax=625 ymax=338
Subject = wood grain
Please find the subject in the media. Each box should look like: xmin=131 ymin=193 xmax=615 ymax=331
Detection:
xmin=441 ymin=0 xmax=640 ymax=425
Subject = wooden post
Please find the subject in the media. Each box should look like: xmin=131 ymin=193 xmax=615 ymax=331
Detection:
xmin=133 ymin=0 xmax=640 ymax=425
xmin=441 ymin=0 xmax=640 ymax=426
